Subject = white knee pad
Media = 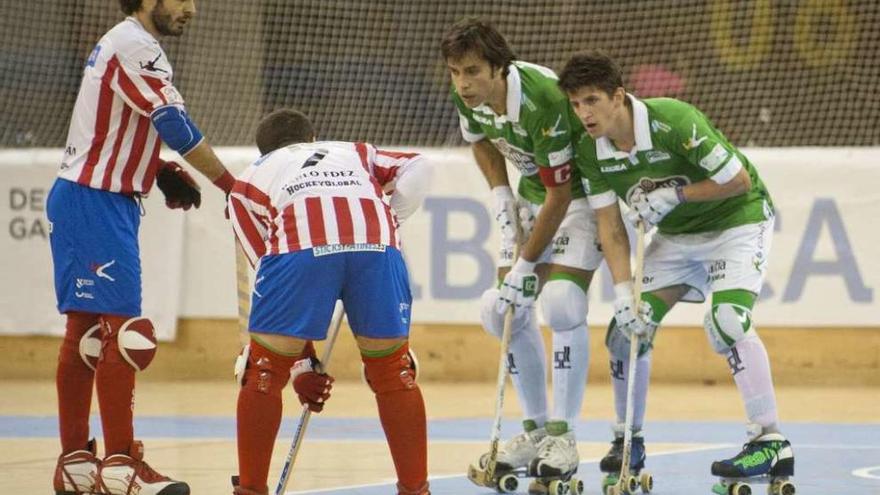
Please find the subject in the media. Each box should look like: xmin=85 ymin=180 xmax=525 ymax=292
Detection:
xmin=480 ymin=288 xmax=532 ymax=339
xmin=78 ymin=324 xmax=103 ymax=371
xmin=704 ymin=303 xmax=754 ymax=354
xmin=539 ymin=279 xmax=587 ymax=332
xmin=115 ymin=317 xmax=158 ymax=371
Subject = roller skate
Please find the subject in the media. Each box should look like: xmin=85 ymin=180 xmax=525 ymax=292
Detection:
xmin=467 ymin=422 xmax=546 ymax=492
xmin=97 ymin=440 xmax=190 ymax=495
xmin=711 ymin=428 xmax=795 ymax=495
xmin=54 ymin=438 xmax=101 ymax=495
xmin=600 ymin=425 xmax=653 ymax=494
xmin=525 ymin=423 xmax=584 ymax=495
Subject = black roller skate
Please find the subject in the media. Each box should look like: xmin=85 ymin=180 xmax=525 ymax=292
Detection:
xmin=600 ymin=425 xmax=652 ymax=494
xmin=711 ymin=430 xmax=795 ymax=495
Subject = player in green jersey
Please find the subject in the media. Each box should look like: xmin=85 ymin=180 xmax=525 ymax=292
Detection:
xmin=558 ymin=51 xmax=795 ymax=495
xmin=441 ymin=18 xmax=603 ymax=486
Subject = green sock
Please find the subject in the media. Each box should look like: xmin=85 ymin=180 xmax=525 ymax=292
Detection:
xmin=545 ymin=420 xmax=569 ymax=436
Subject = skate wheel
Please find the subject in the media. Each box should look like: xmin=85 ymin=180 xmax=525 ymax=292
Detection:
xmin=569 ymin=477 xmax=584 ymax=495
xmin=606 ymin=485 xmax=620 ymax=495
xmin=548 ymin=479 xmax=570 ymax=495
xmin=497 ymin=473 xmax=519 ymax=493
xmin=730 ymin=482 xmax=751 ymax=495
xmin=624 ymin=475 xmax=639 ymax=494
xmin=639 ymin=472 xmax=653 ymax=493
xmin=768 ymin=480 xmax=795 ymax=495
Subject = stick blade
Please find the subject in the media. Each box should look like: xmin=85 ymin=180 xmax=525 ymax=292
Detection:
xmin=467 ymin=463 xmax=494 ymax=487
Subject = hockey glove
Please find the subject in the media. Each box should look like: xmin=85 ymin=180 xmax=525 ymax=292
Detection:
xmin=613 ymin=282 xmax=654 ymax=339
xmin=496 ymin=257 xmax=539 ymax=314
xmin=625 ymin=186 xmax=682 ymax=229
xmin=290 ymin=356 xmax=335 ymax=413
xmin=156 ymin=160 xmax=201 ymax=210
xmin=492 ymin=186 xmax=518 ymax=265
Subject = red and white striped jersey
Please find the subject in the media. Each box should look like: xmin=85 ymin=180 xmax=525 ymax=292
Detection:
xmin=229 ymin=141 xmax=424 ymax=266
xmin=58 ymin=17 xmax=188 ymax=194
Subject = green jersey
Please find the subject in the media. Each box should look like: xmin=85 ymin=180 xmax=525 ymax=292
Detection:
xmin=452 ymin=61 xmax=584 ymax=204
xmin=574 ymin=96 xmax=773 ymax=234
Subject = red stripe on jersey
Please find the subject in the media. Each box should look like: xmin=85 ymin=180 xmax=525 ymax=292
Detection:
xmin=141 ymin=75 xmax=168 ymax=106
xmin=305 ymin=197 xmax=326 ymax=247
xmin=116 ymin=62 xmax=155 ymax=114
xmin=231 ymin=198 xmax=266 ymax=260
xmin=333 ymin=197 xmax=354 ymax=244
xmin=119 ymin=115 xmax=151 ymax=193
xmin=360 ymin=198 xmax=381 ymax=244
xmin=101 ymin=104 xmax=132 ymax=190
xmin=141 ymin=136 xmax=162 ymax=192
xmin=374 ymin=150 xmax=417 ymax=184
xmin=281 ymin=205 xmax=299 ymax=252
xmin=354 ymin=142 xmax=371 ymax=173
xmin=382 ymin=203 xmax=397 ymax=248
xmin=537 ymin=163 xmax=572 ymax=187
xmin=79 ymin=57 xmax=120 ymax=186
xmin=232 ymin=180 xmax=272 ymax=210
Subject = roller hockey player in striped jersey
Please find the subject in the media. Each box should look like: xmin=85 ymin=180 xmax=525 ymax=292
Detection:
xmin=49 ymin=1 xmax=236 ymax=494
xmin=228 ymin=109 xmax=433 ymax=495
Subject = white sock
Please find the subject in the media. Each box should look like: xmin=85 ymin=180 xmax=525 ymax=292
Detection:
xmin=729 ymin=334 xmax=779 ymax=429
xmin=611 ymin=351 xmax=652 ymax=430
xmin=551 ymin=324 xmax=589 ymax=428
xmin=507 ymin=308 xmax=548 ymax=426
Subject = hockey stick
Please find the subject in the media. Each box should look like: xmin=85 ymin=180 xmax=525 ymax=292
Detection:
xmin=274 ymin=301 xmax=346 ymax=495
xmin=234 ymin=240 xmax=251 ymax=347
xmin=614 ymin=221 xmax=647 ymax=495
xmin=468 ymin=219 xmax=523 ymax=488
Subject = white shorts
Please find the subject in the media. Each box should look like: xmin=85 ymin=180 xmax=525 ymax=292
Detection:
xmin=499 ymin=197 xmax=603 ymax=272
xmin=642 ymin=218 xmax=774 ymax=302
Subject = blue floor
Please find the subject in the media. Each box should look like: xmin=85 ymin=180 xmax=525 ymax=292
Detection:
xmin=3 ymin=416 xmax=878 ymax=494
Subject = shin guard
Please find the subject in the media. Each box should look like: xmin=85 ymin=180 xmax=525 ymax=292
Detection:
xmin=95 ymin=315 xmax=137 ymax=456
xmin=237 ymin=339 xmax=300 ymax=492
xmin=362 ymin=343 xmax=428 ymax=493
xmin=57 ymin=312 xmax=100 ymax=454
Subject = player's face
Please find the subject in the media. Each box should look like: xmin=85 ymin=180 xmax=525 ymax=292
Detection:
xmin=151 ymin=0 xmax=196 ymax=37
xmin=446 ymin=52 xmax=504 ymax=109
xmin=568 ymin=86 xmax=626 ymax=138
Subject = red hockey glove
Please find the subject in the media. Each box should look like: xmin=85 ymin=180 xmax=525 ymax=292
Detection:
xmin=156 ymin=160 xmax=201 ymax=210
xmin=290 ymin=356 xmax=334 ymax=413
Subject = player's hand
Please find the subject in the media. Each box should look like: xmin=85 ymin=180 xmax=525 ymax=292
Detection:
xmin=492 ymin=186 xmax=518 ymax=264
xmin=290 ymin=356 xmax=335 ymax=413
xmin=518 ymin=202 xmax=536 ymax=240
xmin=625 ymin=186 xmax=681 ymax=228
xmin=156 ymin=160 xmax=201 ymax=210
xmin=496 ymin=258 xmax=538 ymax=314
xmin=613 ymin=282 xmax=653 ymax=338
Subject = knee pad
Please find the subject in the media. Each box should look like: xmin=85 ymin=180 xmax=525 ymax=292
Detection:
xmin=604 ymin=318 xmax=653 ymax=360
xmin=240 ymin=339 xmax=298 ymax=395
xmin=78 ymin=324 xmax=103 ymax=371
xmin=104 ymin=317 xmax=157 ymax=372
xmin=362 ymin=344 xmax=418 ymax=394
xmin=704 ymin=303 xmax=754 ymax=354
xmin=480 ymin=288 xmax=532 ymax=339
xmin=539 ymin=279 xmax=587 ymax=332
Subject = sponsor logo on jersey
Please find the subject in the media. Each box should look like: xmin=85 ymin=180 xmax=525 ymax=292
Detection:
xmin=645 ymin=150 xmax=671 ymax=163
xmin=491 ymin=139 xmax=538 ymax=176
xmin=76 ymin=278 xmax=95 ymax=289
xmin=699 ymin=143 xmax=731 ymax=172
xmin=580 ymin=178 xmax=591 ymax=195
xmin=139 ymin=52 xmax=168 ymax=74
xmin=313 ymin=243 xmax=386 ymax=256
xmin=625 ymin=175 xmax=689 ymax=204
xmin=471 ymin=113 xmax=493 ymax=126
xmin=511 ymin=122 xmax=528 ymax=137
xmin=160 ymin=86 xmax=183 ymax=105
xmin=651 ymin=119 xmax=672 ymax=133
xmin=541 ymin=115 xmax=566 ymax=138
xmin=601 ymin=163 xmax=628 ymax=173
xmin=86 ymin=45 xmax=102 ymax=68
xmin=90 ymin=260 xmax=116 ymax=282
xmin=547 ymin=144 xmax=573 ymax=166
xmin=683 ymin=123 xmax=708 ymax=150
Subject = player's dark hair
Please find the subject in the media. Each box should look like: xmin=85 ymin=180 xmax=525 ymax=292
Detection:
xmin=118 ymin=0 xmax=143 ymax=15
xmin=441 ymin=17 xmax=517 ymax=77
xmin=256 ymin=109 xmax=316 ymax=155
xmin=558 ymin=50 xmax=625 ymax=97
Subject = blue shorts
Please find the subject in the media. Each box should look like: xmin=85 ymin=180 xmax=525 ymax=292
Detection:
xmin=47 ymin=179 xmax=142 ymax=316
xmin=249 ymin=246 xmax=413 ymax=340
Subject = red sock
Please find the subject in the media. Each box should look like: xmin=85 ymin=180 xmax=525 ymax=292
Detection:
xmin=237 ymin=340 xmax=301 ymax=491
xmin=57 ymin=311 xmax=100 ymax=454
xmin=362 ymin=344 xmax=428 ymax=492
xmin=95 ymin=315 xmax=136 ymax=455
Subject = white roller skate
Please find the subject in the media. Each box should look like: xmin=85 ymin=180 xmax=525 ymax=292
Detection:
xmin=53 ymin=439 xmax=100 ymax=495
xmin=527 ymin=426 xmax=584 ymax=495
xmin=97 ymin=440 xmax=189 ymax=495
xmin=711 ymin=426 xmax=795 ymax=495
xmin=469 ymin=424 xmax=547 ymax=493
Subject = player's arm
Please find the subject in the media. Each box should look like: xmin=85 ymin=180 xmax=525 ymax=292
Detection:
xmin=520 ymin=172 xmax=571 ymax=262
xmin=228 ymin=179 xmax=270 ymax=267
xmin=676 ymin=166 xmax=750 ymax=202
xmin=595 ymin=201 xmax=632 ymax=284
xmin=471 ymin=139 xmax=511 ymax=189
xmin=370 ymin=147 xmax=434 ymax=221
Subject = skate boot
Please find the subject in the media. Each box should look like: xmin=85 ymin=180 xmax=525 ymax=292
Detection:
xmin=600 ymin=425 xmax=651 ymax=495
xmin=230 ymin=475 xmax=267 ymax=495
xmin=396 ymin=481 xmax=431 ymax=495
xmin=711 ymin=428 xmax=795 ymax=495
xmin=478 ymin=422 xmax=546 ymax=473
xmin=97 ymin=440 xmax=189 ymax=495
xmin=527 ymin=422 xmax=583 ymax=495
xmin=54 ymin=438 xmax=101 ymax=495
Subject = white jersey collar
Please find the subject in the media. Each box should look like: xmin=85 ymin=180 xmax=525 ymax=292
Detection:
xmin=596 ymin=93 xmax=653 ymax=160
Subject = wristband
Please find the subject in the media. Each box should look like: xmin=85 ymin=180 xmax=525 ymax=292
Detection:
xmin=674 ymin=185 xmax=687 ymax=204
xmin=213 ymin=170 xmax=235 ymax=194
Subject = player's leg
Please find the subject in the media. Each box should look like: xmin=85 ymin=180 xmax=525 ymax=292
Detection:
xmin=344 ymin=248 xmax=428 ymax=495
xmin=235 ymin=250 xmax=343 ymax=494
xmin=702 ymin=218 xmax=793 ymax=480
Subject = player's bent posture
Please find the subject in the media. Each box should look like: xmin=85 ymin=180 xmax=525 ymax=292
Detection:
xmin=441 ymin=18 xmax=602 ymax=483
xmin=558 ymin=51 xmax=794 ymax=487
xmin=228 ymin=110 xmax=433 ymax=495
xmin=48 ymin=1 xmax=236 ymax=494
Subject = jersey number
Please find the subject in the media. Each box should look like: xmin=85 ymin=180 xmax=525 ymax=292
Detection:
xmin=303 ymin=149 xmax=328 ymax=168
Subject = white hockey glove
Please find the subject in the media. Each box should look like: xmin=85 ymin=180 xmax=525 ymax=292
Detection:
xmin=492 ymin=186 xmax=518 ymax=265
xmin=496 ymin=258 xmax=539 ymax=314
xmin=613 ymin=282 xmax=654 ymax=338
xmin=625 ymin=186 xmax=683 ymax=229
